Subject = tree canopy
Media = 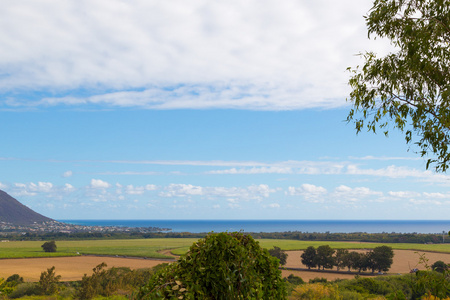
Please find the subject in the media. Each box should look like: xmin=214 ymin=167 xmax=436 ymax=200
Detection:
xmin=41 ymin=240 xmax=57 ymax=253
xmin=347 ymin=0 xmax=450 ymax=172
xmin=301 ymin=246 xmax=317 ymax=270
xmin=138 ymin=232 xmax=286 ymax=299
xmin=268 ymin=246 xmax=288 ymax=266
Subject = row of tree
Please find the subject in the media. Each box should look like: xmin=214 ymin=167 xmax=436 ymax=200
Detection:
xmin=4 ymin=230 xmax=447 ymax=244
xmin=300 ymin=245 xmax=394 ymax=273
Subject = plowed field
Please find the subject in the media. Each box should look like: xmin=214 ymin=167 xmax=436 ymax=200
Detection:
xmin=1 ymin=249 xmax=450 ymax=282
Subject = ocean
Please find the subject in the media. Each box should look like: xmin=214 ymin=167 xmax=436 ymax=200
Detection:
xmin=58 ymin=219 xmax=450 ymax=234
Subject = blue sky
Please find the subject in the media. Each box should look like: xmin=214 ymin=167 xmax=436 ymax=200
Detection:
xmin=1 ymin=0 xmax=449 ymax=220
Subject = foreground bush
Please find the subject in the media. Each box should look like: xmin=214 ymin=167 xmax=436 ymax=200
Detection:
xmin=7 ymin=282 xmax=41 ymax=299
xmin=77 ymin=263 xmax=154 ymax=300
xmin=138 ymin=232 xmax=286 ymax=299
xmin=291 ymin=283 xmax=341 ymax=300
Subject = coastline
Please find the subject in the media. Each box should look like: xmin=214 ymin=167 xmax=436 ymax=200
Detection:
xmin=59 ymin=219 xmax=450 ymax=234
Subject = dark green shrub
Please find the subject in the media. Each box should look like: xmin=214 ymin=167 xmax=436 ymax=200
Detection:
xmin=335 ymin=274 xmax=414 ymax=299
xmin=8 ymin=282 xmax=41 ymax=299
xmin=138 ymin=232 xmax=287 ymax=299
xmin=354 ymin=277 xmax=391 ymax=295
xmin=386 ymin=289 xmax=407 ymax=300
xmin=309 ymin=277 xmax=328 ymax=284
xmin=6 ymin=274 xmax=23 ymax=285
xmin=339 ymin=289 xmax=366 ymax=300
xmin=41 ymin=240 xmax=57 ymax=252
xmin=285 ymin=274 xmax=305 ymax=285
xmin=431 ymin=260 xmax=448 ymax=273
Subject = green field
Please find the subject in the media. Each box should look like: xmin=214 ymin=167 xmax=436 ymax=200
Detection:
xmin=1 ymin=238 xmax=450 ymax=259
xmin=0 ymin=239 xmax=198 ymax=259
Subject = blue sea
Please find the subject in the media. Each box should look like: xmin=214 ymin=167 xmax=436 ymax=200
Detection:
xmin=58 ymin=220 xmax=450 ymax=234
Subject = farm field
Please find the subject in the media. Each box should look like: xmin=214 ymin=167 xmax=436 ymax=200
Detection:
xmin=282 ymin=249 xmax=450 ymax=281
xmin=0 ymin=238 xmax=199 ymax=259
xmin=2 ymin=249 xmax=450 ymax=282
xmin=170 ymin=239 xmax=450 ymax=256
xmin=0 ymin=256 xmax=170 ymax=281
xmin=1 ymin=238 xmax=450 ymax=259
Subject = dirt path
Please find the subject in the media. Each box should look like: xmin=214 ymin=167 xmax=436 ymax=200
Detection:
xmin=157 ymin=249 xmax=179 ymax=259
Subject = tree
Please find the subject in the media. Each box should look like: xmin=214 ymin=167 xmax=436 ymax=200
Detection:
xmin=268 ymin=246 xmax=288 ymax=266
xmin=77 ymin=262 xmax=107 ymax=300
xmin=138 ymin=232 xmax=286 ymax=299
xmin=347 ymin=0 xmax=450 ymax=172
xmin=370 ymin=246 xmax=395 ymax=273
xmin=301 ymin=246 xmax=317 ymax=270
xmin=348 ymin=252 xmax=370 ymax=273
xmin=342 ymin=251 xmax=356 ymax=272
xmin=314 ymin=245 xmax=335 ymax=270
xmin=39 ymin=266 xmax=61 ymax=295
xmin=334 ymin=249 xmax=349 ymax=271
xmin=431 ymin=260 xmax=448 ymax=273
xmin=41 ymin=240 xmax=57 ymax=252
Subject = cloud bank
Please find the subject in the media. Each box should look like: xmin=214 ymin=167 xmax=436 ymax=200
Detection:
xmin=0 ymin=0 xmax=389 ymax=111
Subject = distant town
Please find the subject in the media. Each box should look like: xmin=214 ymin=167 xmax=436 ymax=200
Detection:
xmin=0 ymin=220 xmax=171 ymax=235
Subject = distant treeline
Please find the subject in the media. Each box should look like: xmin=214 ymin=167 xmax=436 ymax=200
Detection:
xmin=249 ymin=231 xmax=446 ymax=244
xmin=1 ymin=230 xmax=446 ymax=243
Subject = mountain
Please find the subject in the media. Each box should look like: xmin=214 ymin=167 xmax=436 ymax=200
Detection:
xmin=0 ymin=190 xmax=55 ymax=225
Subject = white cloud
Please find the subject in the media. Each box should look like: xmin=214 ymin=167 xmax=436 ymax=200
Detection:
xmin=62 ymin=170 xmax=73 ymax=178
xmin=423 ymin=192 xmax=450 ymax=199
xmin=98 ymin=171 xmax=159 ymax=176
xmin=388 ymin=191 xmax=420 ymax=198
xmin=0 ymin=0 xmax=389 ymax=111
xmin=207 ymin=161 xmax=346 ymax=175
xmin=0 ymin=182 xmax=7 ymax=190
xmin=346 ymin=164 xmax=450 ymax=182
xmin=227 ymin=199 xmax=240 ymax=209
xmin=125 ymin=184 xmax=158 ymax=195
xmin=332 ymin=185 xmax=383 ymax=203
xmin=208 ymin=166 xmax=293 ymax=175
xmin=409 ymin=199 xmax=444 ymax=206
xmin=90 ymin=179 xmax=111 ymax=189
xmin=11 ymin=182 xmax=54 ymax=196
xmin=287 ymin=184 xmax=327 ymax=202
xmin=29 ymin=182 xmax=53 ymax=193
xmin=64 ymin=183 xmax=75 ymax=192
xmin=349 ymin=156 xmax=422 ymax=161
xmin=387 ymin=191 xmax=450 ymax=203
xmin=160 ymin=184 xmax=204 ymax=197
xmin=160 ymin=183 xmax=276 ymax=200
xmin=7 ymin=181 xmax=77 ymax=201
xmin=266 ymin=203 xmax=280 ymax=209
xmin=247 ymin=184 xmax=274 ymax=198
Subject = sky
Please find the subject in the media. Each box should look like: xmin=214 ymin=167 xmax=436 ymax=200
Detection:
xmin=1 ymin=0 xmax=449 ymax=220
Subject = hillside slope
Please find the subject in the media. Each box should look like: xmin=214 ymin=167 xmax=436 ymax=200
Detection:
xmin=0 ymin=190 xmax=55 ymax=225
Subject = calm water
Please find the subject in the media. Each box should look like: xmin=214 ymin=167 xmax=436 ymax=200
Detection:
xmin=59 ymin=219 xmax=450 ymax=234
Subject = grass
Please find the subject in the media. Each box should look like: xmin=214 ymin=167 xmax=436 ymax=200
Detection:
xmin=0 ymin=239 xmax=197 ymax=259
xmin=1 ymin=238 xmax=450 ymax=259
